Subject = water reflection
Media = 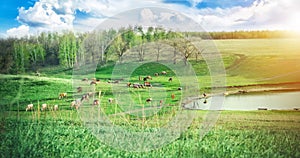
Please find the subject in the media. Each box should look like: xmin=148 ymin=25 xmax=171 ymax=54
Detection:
xmin=185 ymin=91 xmax=300 ymax=110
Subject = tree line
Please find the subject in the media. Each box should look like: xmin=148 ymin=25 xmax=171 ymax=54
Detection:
xmin=190 ymin=30 xmax=298 ymax=39
xmin=0 ymin=28 xmax=297 ymax=74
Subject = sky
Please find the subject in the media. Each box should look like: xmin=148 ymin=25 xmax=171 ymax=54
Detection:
xmin=0 ymin=0 xmax=300 ymax=38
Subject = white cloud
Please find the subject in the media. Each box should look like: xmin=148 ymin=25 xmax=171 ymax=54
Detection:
xmin=190 ymin=0 xmax=300 ymax=31
xmin=5 ymin=0 xmax=300 ymax=38
xmin=6 ymin=25 xmax=30 ymax=38
xmin=17 ymin=0 xmax=75 ymax=33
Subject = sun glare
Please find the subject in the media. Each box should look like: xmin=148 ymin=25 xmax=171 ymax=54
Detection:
xmin=286 ymin=13 xmax=300 ymax=32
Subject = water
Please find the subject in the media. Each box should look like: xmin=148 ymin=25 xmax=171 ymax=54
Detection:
xmin=184 ymin=91 xmax=300 ymax=110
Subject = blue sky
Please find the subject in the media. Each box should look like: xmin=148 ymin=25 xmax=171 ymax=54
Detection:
xmin=163 ymin=0 xmax=256 ymax=9
xmin=1 ymin=0 xmax=300 ymax=38
xmin=0 ymin=1 xmax=35 ymax=33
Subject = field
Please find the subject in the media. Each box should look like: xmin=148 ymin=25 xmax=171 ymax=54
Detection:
xmin=1 ymin=39 xmax=300 ymax=157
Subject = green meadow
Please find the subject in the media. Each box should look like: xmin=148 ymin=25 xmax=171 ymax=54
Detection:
xmin=1 ymin=39 xmax=300 ymax=157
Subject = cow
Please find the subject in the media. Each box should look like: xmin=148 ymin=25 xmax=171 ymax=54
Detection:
xmin=53 ymin=104 xmax=59 ymax=111
xmin=58 ymin=93 xmax=67 ymax=99
xmin=161 ymin=71 xmax=167 ymax=75
xmin=81 ymin=94 xmax=89 ymax=101
xmin=171 ymin=94 xmax=175 ymax=100
xmin=146 ymin=98 xmax=152 ymax=103
xmin=77 ymin=87 xmax=82 ymax=93
xmin=41 ymin=103 xmax=47 ymax=111
xmin=93 ymin=100 xmax=100 ymax=106
xmin=82 ymin=78 xmax=88 ymax=82
xmin=71 ymin=99 xmax=81 ymax=109
xmin=144 ymin=82 xmax=152 ymax=88
xmin=90 ymin=81 xmax=97 ymax=85
xmin=108 ymin=98 xmax=114 ymax=103
xmin=26 ymin=104 xmax=34 ymax=111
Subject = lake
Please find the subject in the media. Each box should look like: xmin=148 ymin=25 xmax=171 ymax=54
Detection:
xmin=184 ymin=91 xmax=300 ymax=110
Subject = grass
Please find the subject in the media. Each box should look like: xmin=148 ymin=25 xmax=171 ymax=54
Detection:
xmin=1 ymin=110 xmax=299 ymax=157
xmin=1 ymin=39 xmax=300 ymax=157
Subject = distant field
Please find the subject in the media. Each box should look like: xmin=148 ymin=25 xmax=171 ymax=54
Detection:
xmin=214 ymin=39 xmax=300 ymax=85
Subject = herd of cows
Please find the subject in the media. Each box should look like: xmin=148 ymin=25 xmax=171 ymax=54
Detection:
xmin=25 ymin=70 xmax=180 ymax=112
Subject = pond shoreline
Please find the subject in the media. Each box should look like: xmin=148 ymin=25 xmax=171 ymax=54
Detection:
xmin=219 ymin=81 xmax=300 ymax=96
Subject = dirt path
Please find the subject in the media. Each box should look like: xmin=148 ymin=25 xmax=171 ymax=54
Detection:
xmin=225 ymin=53 xmax=247 ymax=71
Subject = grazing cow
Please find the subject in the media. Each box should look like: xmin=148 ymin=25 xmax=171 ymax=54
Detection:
xmin=168 ymin=77 xmax=173 ymax=82
xmin=127 ymin=82 xmax=131 ymax=87
xmin=143 ymin=76 xmax=152 ymax=81
xmin=87 ymin=92 xmax=93 ymax=97
xmin=41 ymin=103 xmax=47 ymax=111
xmin=90 ymin=81 xmax=97 ymax=85
xmin=203 ymin=99 xmax=207 ymax=104
xmin=77 ymin=87 xmax=82 ymax=93
xmin=161 ymin=71 xmax=167 ymax=75
xmin=82 ymin=78 xmax=88 ymax=82
xmin=146 ymin=98 xmax=152 ymax=103
xmin=26 ymin=104 xmax=34 ymax=111
xmin=71 ymin=99 xmax=81 ymax=109
xmin=203 ymin=93 xmax=207 ymax=98
xmin=108 ymin=98 xmax=114 ymax=103
xmin=171 ymin=94 xmax=175 ymax=100
xmin=144 ymin=82 xmax=152 ymax=88
xmin=58 ymin=93 xmax=67 ymax=99
xmin=154 ymin=73 xmax=159 ymax=76
xmin=178 ymin=87 xmax=182 ymax=90
xmin=53 ymin=105 xmax=58 ymax=111
xmin=133 ymin=84 xmax=139 ymax=89
xmin=93 ymin=100 xmax=100 ymax=106
xmin=81 ymin=94 xmax=89 ymax=101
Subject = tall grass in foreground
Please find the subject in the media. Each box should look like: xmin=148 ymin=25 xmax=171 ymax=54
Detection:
xmin=1 ymin=110 xmax=299 ymax=157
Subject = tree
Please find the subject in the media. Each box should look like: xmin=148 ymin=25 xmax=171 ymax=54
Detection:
xmin=135 ymin=26 xmax=147 ymax=62
xmin=13 ymin=40 xmax=29 ymax=73
xmin=177 ymin=38 xmax=197 ymax=65
xmin=0 ymin=38 xmax=15 ymax=73
xmin=58 ymin=32 xmax=78 ymax=68
xmin=153 ymin=27 xmax=166 ymax=62
xmin=107 ymin=34 xmax=128 ymax=63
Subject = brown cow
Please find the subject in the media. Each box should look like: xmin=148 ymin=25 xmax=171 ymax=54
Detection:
xmin=93 ymin=100 xmax=100 ymax=106
xmin=77 ymin=87 xmax=82 ymax=93
xmin=90 ymin=81 xmax=97 ymax=85
xmin=171 ymin=94 xmax=175 ymax=100
xmin=82 ymin=78 xmax=88 ymax=82
xmin=58 ymin=93 xmax=67 ymax=99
